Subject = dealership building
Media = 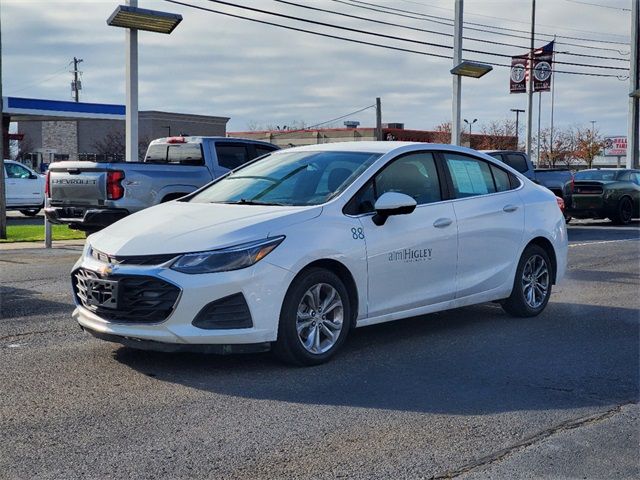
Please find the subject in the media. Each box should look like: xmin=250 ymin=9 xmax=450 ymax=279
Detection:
xmin=3 ymin=97 xmax=228 ymax=167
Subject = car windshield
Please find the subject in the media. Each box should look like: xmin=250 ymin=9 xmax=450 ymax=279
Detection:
xmin=574 ymin=170 xmax=619 ymax=181
xmin=189 ymin=150 xmax=381 ymax=206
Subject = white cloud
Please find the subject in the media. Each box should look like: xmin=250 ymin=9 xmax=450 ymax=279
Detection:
xmin=1 ymin=0 xmax=633 ymax=135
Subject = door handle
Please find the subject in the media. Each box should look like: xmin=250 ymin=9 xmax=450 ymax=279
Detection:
xmin=503 ymin=204 xmax=519 ymax=213
xmin=433 ymin=217 xmax=453 ymax=228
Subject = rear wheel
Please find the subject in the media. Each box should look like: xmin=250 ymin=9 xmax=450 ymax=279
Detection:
xmin=610 ymin=196 xmax=633 ymax=225
xmin=273 ymin=268 xmax=351 ymax=366
xmin=501 ymin=244 xmax=552 ymax=317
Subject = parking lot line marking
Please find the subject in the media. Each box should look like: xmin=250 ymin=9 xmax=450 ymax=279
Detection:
xmin=569 ymin=238 xmax=639 ymax=248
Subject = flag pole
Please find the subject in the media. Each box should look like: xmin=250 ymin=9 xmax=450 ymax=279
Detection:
xmin=550 ymin=35 xmax=556 ymax=163
xmin=525 ymin=0 xmax=536 ymax=159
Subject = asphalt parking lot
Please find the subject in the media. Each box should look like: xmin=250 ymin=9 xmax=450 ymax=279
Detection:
xmin=1 ymin=221 xmax=638 ymax=479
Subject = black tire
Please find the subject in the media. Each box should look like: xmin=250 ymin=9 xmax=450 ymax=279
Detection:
xmin=610 ymin=196 xmax=634 ymax=225
xmin=564 ymin=215 xmax=572 ymax=224
xmin=273 ymin=268 xmax=351 ymax=366
xmin=501 ymin=244 xmax=553 ymax=318
xmin=20 ymin=209 xmax=40 ymax=217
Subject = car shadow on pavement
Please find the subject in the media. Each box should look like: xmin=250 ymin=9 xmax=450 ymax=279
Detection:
xmin=0 ymin=285 xmax=72 ymax=319
xmin=113 ymin=301 xmax=639 ymax=415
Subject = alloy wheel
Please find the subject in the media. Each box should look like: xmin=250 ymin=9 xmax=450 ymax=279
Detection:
xmin=296 ymin=283 xmax=344 ymax=355
xmin=521 ymin=254 xmax=549 ymax=309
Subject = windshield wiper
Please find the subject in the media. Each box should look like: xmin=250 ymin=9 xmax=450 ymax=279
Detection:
xmin=218 ymin=199 xmax=288 ymax=206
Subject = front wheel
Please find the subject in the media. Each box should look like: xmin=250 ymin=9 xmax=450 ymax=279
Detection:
xmin=273 ymin=268 xmax=351 ymax=366
xmin=501 ymin=245 xmax=552 ymax=317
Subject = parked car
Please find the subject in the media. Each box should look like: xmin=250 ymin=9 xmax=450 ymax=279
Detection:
xmin=3 ymin=159 xmax=45 ymax=216
xmin=482 ymin=150 xmax=573 ymax=198
xmin=44 ymin=136 xmax=279 ymax=232
xmin=565 ymin=168 xmax=640 ymax=225
xmin=71 ymin=142 xmax=567 ymax=365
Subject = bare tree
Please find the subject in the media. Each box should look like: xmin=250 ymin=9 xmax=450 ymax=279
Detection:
xmin=430 ymin=121 xmax=451 ymax=144
xmin=573 ymin=125 xmax=603 ymax=169
xmin=536 ymin=126 xmax=580 ymax=169
xmin=476 ymin=119 xmax=518 ymax=150
xmin=14 ymin=137 xmax=34 ymax=161
xmin=92 ymin=130 xmax=150 ymax=161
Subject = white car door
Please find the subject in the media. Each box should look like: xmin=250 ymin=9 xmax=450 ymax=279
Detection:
xmin=5 ymin=162 xmax=43 ymax=207
xmin=441 ymin=152 xmax=524 ymax=298
xmin=347 ymin=151 xmax=458 ymax=318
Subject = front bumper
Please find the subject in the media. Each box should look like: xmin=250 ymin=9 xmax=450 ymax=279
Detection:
xmin=45 ymin=206 xmax=129 ymax=230
xmin=72 ymin=251 xmax=294 ymax=347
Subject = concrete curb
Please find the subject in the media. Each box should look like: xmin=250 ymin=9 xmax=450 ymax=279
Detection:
xmin=0 ymin=239 xmax=86 ymax=251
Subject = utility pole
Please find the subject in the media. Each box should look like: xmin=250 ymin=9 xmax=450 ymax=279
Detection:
xmin=451 ymin=0 xmax=463 ymax=146
xmin=525 ymin=0 xmax=536 ymax=159
xmin=536 ymin=92 xmax=542 ymax=165
xmin=628 ymin=0 xmax=639 ymax=169
xmin=375 ymin=97 xmax=382 ymax=141
xmin=511 ymin=108 xmax=525 ymax=149
xmin=126 ymin=0 xmax=139 ymax=161
xmin=0 ymin=2 xmax=6 ymax=240
xmin=71 ymin=57 xmax=83 ymax=102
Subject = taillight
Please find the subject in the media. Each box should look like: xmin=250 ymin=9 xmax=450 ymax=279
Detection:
xmin=107 ymin=170 xmax=125 ymax=200
xmin=556 ymin=196 xmax=565 ymax=213
xmin=45 ymin=171 xmax=50 ymax=197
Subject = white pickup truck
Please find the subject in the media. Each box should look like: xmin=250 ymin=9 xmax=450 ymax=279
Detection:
xmin=45 ymin=136 xmax=278 ymax=232
xmin=3 ymin=160 xmax=46 ymax=216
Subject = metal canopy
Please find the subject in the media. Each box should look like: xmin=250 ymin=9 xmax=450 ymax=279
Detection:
xmin=107 ymin=5 xmax=182 ymax=34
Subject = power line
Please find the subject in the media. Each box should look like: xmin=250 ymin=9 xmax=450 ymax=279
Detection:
xmin=164 ymin=0 xmax=626 ymax=78
xmin=276 ymin=0 xmax=629 ymax=64
xmin=563 ymin=0 xmax=631 ymax=12
xmin=343 ymin=0 xmax=630 ymax=45
xmin=270 ymin=104 xmax=376 ymax=137
xmin=332 ymin=0 xmax=630 ymax=54
xmin=397 ymin=0 xmax=630 ymax=37
xmin=196 ymin=0 xmax=627 ymax=71
xmin=6 ymin=62 xmax=72 ymax=95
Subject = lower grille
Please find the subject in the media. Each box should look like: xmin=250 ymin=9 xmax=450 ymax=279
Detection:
xmin=73 ymin=268 xmax=181 ymax=323
xmin=192 ymin=293 xmax=253 ymax=330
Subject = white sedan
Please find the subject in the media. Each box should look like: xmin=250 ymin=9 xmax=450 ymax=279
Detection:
xmin=3 ymin=160 xmax=45 ymax=216
xmin=72 ymin=142 xmax=567 ymax=365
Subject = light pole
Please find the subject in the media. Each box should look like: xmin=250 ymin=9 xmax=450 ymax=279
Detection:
xmin=464 ymin=118 xmax=477 ymax=146
xmin=107 ymin=3 xmax=182 ymax=161
xmin=511 ymin=108 xmax=525 ymax=149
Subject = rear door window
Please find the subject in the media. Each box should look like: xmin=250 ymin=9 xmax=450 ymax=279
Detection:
xmin=443 ymin=153 xmax=496 ymax=198
xmin=216 ymin=143 xmax=250 ymax=170
xmin=254 ymin=145 xmax=278 ymax=158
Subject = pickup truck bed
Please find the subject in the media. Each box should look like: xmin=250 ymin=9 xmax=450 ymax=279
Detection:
xmin=45 ymin=136 xmax=278 ymax=231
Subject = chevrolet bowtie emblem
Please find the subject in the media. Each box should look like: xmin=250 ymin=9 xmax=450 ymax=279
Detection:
xmin=98 ymin=264 xmax=114 ymax=276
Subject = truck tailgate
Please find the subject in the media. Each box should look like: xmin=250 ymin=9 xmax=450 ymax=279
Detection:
xmin=49 ymin=163 xmax=108 ymax=206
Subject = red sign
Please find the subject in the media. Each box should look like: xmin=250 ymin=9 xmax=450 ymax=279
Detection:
xmin=603 ymin=136 xmax=627 ymax=156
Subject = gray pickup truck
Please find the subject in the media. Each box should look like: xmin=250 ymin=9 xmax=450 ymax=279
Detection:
xmin=482 ymin=150 xmax=573 ymax=199
xmin=45 ymin=136 xmax=278 ymax=231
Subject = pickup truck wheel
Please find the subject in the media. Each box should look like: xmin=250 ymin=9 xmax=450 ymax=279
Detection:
xmin=501 ymin=244 xmax=552 ymax=318
xmin=610 ymin=197 xmax=633 ymax=225
xmin=273 ymin=268 xmax=351 ymax=366
xmin=20 ymin=209 xmax=41 ymax=217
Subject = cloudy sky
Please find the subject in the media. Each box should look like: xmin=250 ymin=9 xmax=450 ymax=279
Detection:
xmin=1 ymin=0 xmax=633 ymax=135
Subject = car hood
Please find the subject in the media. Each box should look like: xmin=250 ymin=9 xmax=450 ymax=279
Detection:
xmin=89 ymin=201 xmax=322 ymax=256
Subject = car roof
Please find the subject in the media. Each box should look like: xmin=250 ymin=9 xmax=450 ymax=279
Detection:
xmin=284 ymin=141 xmax=486 ymax=156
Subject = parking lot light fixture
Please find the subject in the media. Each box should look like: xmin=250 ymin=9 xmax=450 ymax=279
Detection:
xmin=107 ymin=5 xmax=182 ymax=34
xmin=450 ymin=60 xmax=493 ymax=79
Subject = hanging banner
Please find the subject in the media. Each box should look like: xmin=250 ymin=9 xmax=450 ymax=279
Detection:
xmin=533 ymin=41 xmax=554 ymax=92
xmin=510 ymin=55 xmax=528 ymax=93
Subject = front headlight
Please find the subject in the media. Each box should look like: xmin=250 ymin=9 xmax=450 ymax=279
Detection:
xmin=170 ymin=236 xmax=285 ymax=274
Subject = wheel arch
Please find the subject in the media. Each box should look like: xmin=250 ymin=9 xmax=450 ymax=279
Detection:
xmin=526 ymin=236 xmax=558 ymax=284
xmin=291 ymin=259 xmax=359 ymax=329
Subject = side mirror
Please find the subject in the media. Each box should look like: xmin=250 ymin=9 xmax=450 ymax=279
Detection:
xmin=29 ymin=173 xmax=38 ymax=179
xmin=372 ymin=192 xmax=417 ymax=226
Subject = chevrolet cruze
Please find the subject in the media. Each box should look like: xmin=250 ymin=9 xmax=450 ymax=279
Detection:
xmin=72 ymin=142 xmax=568 ymax=365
